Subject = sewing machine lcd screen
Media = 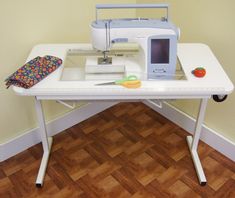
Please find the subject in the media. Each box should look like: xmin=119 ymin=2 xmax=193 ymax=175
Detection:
xmin=151 ymin=39 xmax=169 ymax=64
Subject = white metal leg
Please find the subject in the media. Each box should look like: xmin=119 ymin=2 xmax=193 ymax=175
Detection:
xmin=35 ymin=98 xmax=53 ymax=187
xmin=33 ymin=97 xmax=208 ymax=187
xmin=186 ymin=98 xmax=208 ymax=186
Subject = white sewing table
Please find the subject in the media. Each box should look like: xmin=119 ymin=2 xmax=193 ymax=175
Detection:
xmin=13 ymin=43 xmax=234 ymax=187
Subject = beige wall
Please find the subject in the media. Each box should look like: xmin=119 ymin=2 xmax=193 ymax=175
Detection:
xmin=137 ymin=0 xmax=235 ymax=141
xmin=0 ymin=0 xmax=234 ymax=144
xmin=0 ymin=0 xmax=136 ymax=143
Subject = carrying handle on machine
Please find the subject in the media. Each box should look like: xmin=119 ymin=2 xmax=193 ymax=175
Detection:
xmin=96 ymin=4 xmax=169 ymax=22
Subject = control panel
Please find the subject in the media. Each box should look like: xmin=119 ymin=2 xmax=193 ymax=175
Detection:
xmin=147 ymin=35 xmax=177 ymax=79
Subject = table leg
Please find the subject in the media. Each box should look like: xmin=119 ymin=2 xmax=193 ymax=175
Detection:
xmin=34 ymin=98 xmax=53 ymax=187
xmin=186 ymin=98 xmax=208 ymax=186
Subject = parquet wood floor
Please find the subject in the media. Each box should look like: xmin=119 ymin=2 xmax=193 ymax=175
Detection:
xmin=0 ymin=102 xmax=235 ymax=198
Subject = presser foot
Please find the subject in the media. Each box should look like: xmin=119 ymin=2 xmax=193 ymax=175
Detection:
xmin=98 ymin=56 xmax=112 ymax=65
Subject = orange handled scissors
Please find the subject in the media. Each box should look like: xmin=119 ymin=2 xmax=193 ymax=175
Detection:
xmin=95 ymin=75 xmax=141 ymax=88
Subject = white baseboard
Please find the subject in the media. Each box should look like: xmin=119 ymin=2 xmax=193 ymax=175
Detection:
xmin=143 ymin=100 xmax=235 ymax=162
xmin=1 ymin=100 xmax=234 ymax=162
xmin=0 ymin=101 xmax=117 ymax=162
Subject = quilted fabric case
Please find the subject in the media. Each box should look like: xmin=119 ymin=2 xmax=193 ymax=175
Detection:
xmin=5 ymin=55 xmax=63 ymax=89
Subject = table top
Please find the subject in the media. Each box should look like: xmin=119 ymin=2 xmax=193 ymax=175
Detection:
xmin=12 ymin=43 xmax=234 ymax=100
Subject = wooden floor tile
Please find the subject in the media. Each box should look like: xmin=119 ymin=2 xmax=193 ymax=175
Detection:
xmin=168 ymin=180 xmax=200 ymax=198
xmin=0 ymin=102 xmax=234 ymax=197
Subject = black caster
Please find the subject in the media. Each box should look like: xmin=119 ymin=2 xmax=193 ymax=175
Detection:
xmin=212 ymin=95 xmax=227 ymax=102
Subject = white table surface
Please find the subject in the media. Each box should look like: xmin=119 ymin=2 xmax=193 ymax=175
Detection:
xmin=12 ymin=43 xmax=234 ymax=100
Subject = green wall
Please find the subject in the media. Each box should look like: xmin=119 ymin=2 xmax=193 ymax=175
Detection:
xmin=137 ymin=0 xmax=235 ymax=141
xmin=0 ymin=0 xmax=234 ymax=145
xmin=0 ymin=0 xmax=136 ymax=143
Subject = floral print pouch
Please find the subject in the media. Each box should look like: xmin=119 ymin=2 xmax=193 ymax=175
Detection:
xmin=5 ymin=55 xmax=63 ymax=89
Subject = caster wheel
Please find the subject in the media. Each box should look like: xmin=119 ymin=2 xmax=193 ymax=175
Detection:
xmin=212 ymin=95 xmax=227 ymax=102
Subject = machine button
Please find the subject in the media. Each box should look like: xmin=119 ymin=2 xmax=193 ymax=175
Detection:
xmin=153 ymin=68 xmax=166 ymax=73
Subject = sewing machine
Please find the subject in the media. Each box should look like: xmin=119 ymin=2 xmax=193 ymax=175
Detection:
xmin=85 ymin=4 xmax=180 ymax=80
